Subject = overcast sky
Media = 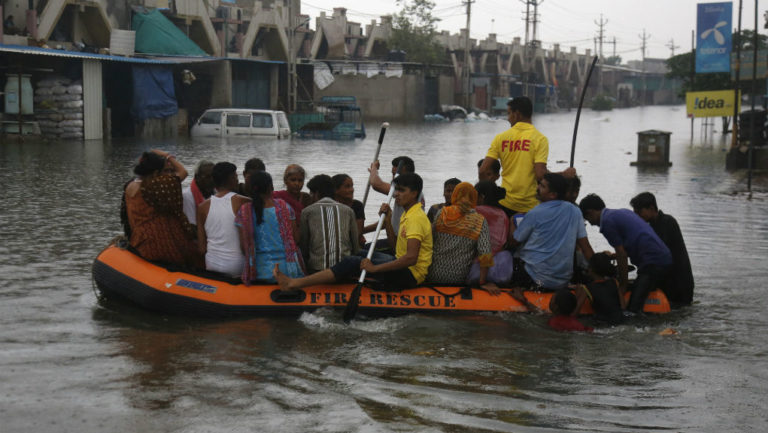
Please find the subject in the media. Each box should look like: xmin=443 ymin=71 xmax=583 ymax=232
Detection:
xmin=300 ymin=0 xmax=764 ymax=61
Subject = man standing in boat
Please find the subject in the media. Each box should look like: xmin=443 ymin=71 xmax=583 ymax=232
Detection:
xmin=478 ymin=97 xmax=575 ymax=216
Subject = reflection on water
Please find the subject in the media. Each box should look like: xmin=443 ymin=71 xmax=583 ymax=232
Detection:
xmin=1 ymin=106 xmax=768 ymax=432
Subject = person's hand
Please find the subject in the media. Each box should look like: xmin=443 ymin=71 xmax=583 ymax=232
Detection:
xmin=562 ymin=167 xmax=577 ymax=178
xmin=360 ymin=258 xmax=376 ymax=273
xmin=379 ymin=203 xmax=392 ymax=222
xmin=369 ymin=160 xmax=380 ymax=175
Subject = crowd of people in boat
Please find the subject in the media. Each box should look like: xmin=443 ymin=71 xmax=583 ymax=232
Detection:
xmin=119 ymin=96 xmax=694 ymax=331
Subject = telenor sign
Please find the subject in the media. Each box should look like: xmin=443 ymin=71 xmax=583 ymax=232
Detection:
xmin=696 ymin=2 xmax=733 ymax=74
xmin=685 ymin=90 xmax=740 ymax=118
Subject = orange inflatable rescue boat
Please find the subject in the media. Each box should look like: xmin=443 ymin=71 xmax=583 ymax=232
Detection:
xmin=92 ymin=245 xmax=671 ymax=318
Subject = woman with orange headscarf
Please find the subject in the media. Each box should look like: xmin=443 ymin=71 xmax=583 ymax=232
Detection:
xmin=426 ymin=182 xmax=493 ymax=285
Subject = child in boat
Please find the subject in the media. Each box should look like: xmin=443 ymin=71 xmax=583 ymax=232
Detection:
xmin=273 ymin=164 xmax=312 ymax=218
xmin=275 ymin=172 xmax=433 ymax=292
xmin=331 ymin=173 xmax=366 ymax=247
xmin=427 ymin=177 xmax=461 ymax=222
xmin=548 ymin=290 xmax=594 ymax=332
xmin=573 ymin=253 xmax=625 ymax=325
xmin=237 ymin=171 xmax=305 ymax=284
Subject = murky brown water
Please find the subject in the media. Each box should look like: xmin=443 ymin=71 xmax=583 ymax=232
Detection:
xmin=1 ymin=105 xmax=768 ymax=432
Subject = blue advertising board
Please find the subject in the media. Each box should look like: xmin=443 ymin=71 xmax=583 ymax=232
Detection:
xmin=696 ymin=2 xmax=733 ymax=73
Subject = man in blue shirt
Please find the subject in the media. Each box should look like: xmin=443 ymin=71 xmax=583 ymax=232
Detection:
xmin=579 ymin=194 xmax=673 ymax=314
xmin=510 ymin=173 xmax=594 ymax=290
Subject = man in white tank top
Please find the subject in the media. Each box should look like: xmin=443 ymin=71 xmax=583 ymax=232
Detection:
xmin=197 ymin=162 xmax=251 ymax=277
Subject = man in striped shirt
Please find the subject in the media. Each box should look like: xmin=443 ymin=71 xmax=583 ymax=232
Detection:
xmin=300 ymin=175 xmax=360 ymax=274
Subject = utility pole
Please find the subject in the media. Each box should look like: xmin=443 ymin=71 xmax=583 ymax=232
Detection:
xmin=463 ymin=0 xmax=474 ymax=110
xmin=287 ymin=0 xmax=297 ymax=112
xmin=612 ymin=36 xmax=617 ymax=58
xmin=666 ymin=38 xmax=680 ymax=57
xmin=639 ymin=29 xmax=650 ymax=105
xmin=521 ymin=0 xmax=543 ymax=96
xmin=595 ymin=13 xmax=607 ymax=93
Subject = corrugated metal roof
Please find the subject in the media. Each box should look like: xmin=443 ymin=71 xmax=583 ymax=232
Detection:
xmin=146 ymin=55 xmax=285 ymax=65
xmin=0 ymin=44 xmax=286 ymax=65
xmin=0 ymin=44 xmax=177 ymax=64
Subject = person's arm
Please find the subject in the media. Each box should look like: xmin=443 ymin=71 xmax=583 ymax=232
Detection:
xmin=615 ymin=245 xmax=629 ymax=309
xmin=291 ymin=216 xmax=300 ymax=245
xmin=368 ymin=160 xmax=390 ymax=194
xmin=534 ymin=162 xmax=547 ymax=181
xmin=152 ymin=149 xmax=188 ymax=181
xmin=381 ymin=204 xmax=396 ymax=251
xmin=477 ymin=220 xmax=492 ymax=285
xmin=362 ymin=222 xmax=376 ymax=234
xmin=348 ymin=211 xmax=360 ymax=252
xmin=572 ymin=284 xmax=589 ymax=317
xmin=196 ymin=201 xmax=210 ymax=255
xmin=361 ymin=238 xmax=420 ymax=273
xmin=479 ymin=266 xmax=489 ymax=286
xmin=576 ymin=237 xmax=594 ymax=261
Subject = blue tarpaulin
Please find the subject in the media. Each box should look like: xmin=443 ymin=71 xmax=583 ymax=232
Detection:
xmin=131 ymin=65 xmax=178 ymax=120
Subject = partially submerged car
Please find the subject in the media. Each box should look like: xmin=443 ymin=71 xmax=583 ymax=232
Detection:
xmin=191 ymin=109 xmax=291 ymax=138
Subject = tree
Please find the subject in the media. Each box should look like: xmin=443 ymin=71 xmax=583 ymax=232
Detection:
xmin=388 ymin=0 xmax=449 ymax=64
xmin=604 ymin=55 xmax=622 ymax=66
xmin=666 ymin=30 xmax=766 ymax=97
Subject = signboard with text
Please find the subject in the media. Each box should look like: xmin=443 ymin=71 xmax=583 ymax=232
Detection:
xmin=696 ymin=2 xmax=733 ymax=73
xmin=686 ymin=90 xmax=740 ymax=117
xmin=731 ymin=49 xmax=768 ymax=80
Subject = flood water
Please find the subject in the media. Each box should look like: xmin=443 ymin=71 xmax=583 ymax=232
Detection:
xmin=1 ymin=105 xmax=767 ymax=432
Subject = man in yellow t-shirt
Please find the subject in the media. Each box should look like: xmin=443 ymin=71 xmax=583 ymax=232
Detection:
xmin=274 ymin=172 xmax=432 ymax=290
xmin=479 ymin=96 xmax=575 ymax=215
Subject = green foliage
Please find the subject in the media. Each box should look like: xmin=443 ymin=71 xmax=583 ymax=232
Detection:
xmin=665 ymin=30 xmax=767 ymax=97
xmin=733 ymin=29 xmax=768 ymax=52
xmin=389 ymin=0 xmax=449 ymax=64
xmin=591 ymin=94 xmax=614 ymax=111
xmin=604 ymin=55 xmax=622 ymax=66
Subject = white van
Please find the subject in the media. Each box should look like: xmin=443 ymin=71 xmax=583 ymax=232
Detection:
xmin=191 ymin=109 xmax=291 ymax=138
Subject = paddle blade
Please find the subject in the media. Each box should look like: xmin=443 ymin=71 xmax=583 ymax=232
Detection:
xmin=343 ymin=282 xmax=364 ymax=323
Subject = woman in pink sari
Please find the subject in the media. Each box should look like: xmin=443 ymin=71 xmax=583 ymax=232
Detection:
xmin=237 ymin=171 xmax=305 ymax=284
xmin=467 ymin=181 xmax=514 ymax=285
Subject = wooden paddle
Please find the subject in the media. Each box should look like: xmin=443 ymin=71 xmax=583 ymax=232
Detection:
xmin=361 ymin=122 xmax=390 ymax=208
xmin=570 ymin=56 xmax=599 ymax=167
xmin=343 ymin=160 xmax=403 ymax=323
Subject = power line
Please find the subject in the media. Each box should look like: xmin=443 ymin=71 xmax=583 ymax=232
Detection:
xmin=666 ymin=38 xmax=680 ymax=57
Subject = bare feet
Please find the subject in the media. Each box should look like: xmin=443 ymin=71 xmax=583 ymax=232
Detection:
xmin=273 ymin=264 xmax=292 ymax=291
xmin=509 ymin=287 xmax=541 ymax=313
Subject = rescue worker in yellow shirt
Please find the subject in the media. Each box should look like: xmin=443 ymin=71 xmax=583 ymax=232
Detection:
xmin=479 ymin=96 xmax=576 ymax=216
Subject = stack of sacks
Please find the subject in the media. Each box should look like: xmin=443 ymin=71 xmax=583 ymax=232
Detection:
xmin=34 ymin=76 xmax=84 ymax=140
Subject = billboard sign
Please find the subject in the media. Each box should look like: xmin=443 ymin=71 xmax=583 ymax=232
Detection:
xmin=686 ymin=90 xmax=740 ymax=118
xmin=696 ymin=2 xmax=733 ymax=73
